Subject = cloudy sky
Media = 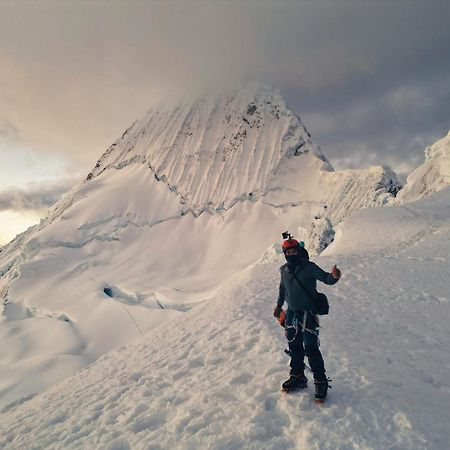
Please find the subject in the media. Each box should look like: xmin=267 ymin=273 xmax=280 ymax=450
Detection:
xmin=1 ymin=0 xmax=450 ymax=244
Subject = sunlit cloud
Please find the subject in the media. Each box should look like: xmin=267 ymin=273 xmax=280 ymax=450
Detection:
xmin=0 ymin=210 xmax=40 ymax=246
xmin=0 ymin=176 xmax=78 ymax=245
xmin=0 ymin=177 xmax=77 ymax=213
xmin=0 ymin=142 xmax=76 ymax=190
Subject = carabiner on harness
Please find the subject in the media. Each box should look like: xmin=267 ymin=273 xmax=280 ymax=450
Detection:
xmin=285 ymin=311 xmax=320 ymax=343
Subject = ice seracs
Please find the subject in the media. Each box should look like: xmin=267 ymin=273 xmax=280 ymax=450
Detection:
xmin=396 ymin=130 xmax=450 ymax=203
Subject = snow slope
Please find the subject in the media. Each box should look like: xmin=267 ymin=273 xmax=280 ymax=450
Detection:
xmin=1 ymin=187 xmax=449 ymax=449
xmin=0 ymin=82 xmax=402 ymax=408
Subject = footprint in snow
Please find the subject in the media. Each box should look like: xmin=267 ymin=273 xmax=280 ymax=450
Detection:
xmin=230 ymin=372 xmax=253 ymax=385
xmin=105 ymin=437 xmax=130 ymax=450
xmin=188 ymin=357 xmax=204 ymax=369
xmin=128 ymin=413 xmax=164 ymax=434
xmin=243 ymin=336 xmax=260 ymax=349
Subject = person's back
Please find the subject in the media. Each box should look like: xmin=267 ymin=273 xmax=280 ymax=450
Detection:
xmin=279 ymin=258 xmax=338 ymax=313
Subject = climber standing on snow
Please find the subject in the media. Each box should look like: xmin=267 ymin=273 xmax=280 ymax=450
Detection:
xmin=273 ymin=233 xmax=341 ymax=402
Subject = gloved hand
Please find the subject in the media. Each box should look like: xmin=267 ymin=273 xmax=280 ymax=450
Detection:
xmin=331 ymin=265 xmax=341 ymax=280
xmin=273 ymin=305 xmax=282 ymax=318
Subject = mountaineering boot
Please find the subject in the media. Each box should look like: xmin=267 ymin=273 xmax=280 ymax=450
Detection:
xmin=281 ymin=373 xmax=308 ymax=392
xmin=314 ymin=377 xmax=332 ymax=402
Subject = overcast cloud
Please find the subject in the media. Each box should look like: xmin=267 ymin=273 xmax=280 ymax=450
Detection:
xmin=1 ymin=0 xmax=450 ymax=190
xmin=0 ymin=177 xmax=78 ymax=214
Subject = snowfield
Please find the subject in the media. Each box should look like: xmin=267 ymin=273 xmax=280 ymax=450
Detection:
xmin=1 ymin=187 xmax=450 ymax=450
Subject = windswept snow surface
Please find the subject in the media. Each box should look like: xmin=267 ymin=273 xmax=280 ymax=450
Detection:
xmin=1 ymin=188 xmax=450 ymax=449
xmin=0 ymin=82 xmax=402 ymax=407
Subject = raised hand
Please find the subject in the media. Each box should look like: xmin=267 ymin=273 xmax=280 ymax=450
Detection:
xmin=331 ymin=265 xmax=341 ymax=280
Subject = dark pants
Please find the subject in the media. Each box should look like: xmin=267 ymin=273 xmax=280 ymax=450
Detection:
xmin=285 ymin=309 xmax=326 ymax=381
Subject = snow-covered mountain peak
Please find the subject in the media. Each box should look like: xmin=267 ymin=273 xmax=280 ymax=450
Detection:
xmin=84 ymin=82 xmax=331 ymax=213
xmin=0 ymin=83 xmax=403 ymax=409
xmin=396 ymin=130 xmax=450 ymax=203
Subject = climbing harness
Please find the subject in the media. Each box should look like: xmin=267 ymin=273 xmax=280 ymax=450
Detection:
xmin=285 ymin=310 xmax=320 ymax=343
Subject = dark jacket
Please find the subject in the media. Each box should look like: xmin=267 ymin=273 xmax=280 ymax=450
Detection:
xmin=277 ymin=259 xmax=338 ymax=313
